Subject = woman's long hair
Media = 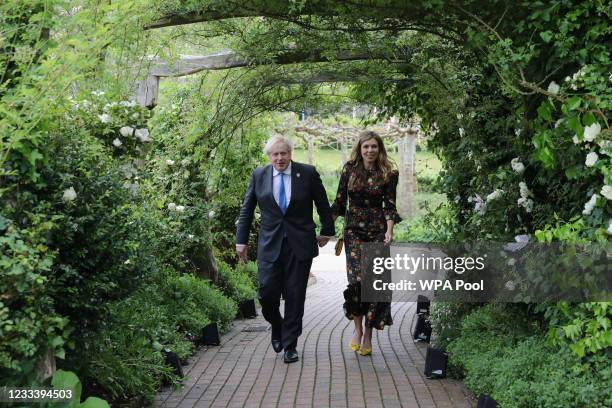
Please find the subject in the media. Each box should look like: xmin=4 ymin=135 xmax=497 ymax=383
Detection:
xmin=347 ymin=130 xmax=396 ymax=190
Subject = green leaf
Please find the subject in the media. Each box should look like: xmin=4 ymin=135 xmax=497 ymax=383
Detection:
xmin=52 ymin=370 xmax=82 ymax=405
xmin=539 ymin=31 xmax=553 ymax=43
xmin=80 ymin=397 xmax=110 ymax=408
xmin=565 ymin=96 xmax=581 ymax=111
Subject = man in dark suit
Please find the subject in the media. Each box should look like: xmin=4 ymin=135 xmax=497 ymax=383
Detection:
xmin=236 ymin=136 xmax=335 ymax=363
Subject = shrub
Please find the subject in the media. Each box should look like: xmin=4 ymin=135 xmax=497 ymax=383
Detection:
xmin=216 ymin=261 xmax=257 ymax=303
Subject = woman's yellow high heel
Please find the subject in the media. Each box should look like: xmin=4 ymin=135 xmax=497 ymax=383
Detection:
xmin=349 ymin=342 xmax=361 ymax=352
xmin=359 ymin=347 xmax=372 ymax=356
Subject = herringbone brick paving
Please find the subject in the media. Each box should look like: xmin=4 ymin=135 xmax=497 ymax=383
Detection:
xmin=155 ymin=243 xmax=474 ymax=408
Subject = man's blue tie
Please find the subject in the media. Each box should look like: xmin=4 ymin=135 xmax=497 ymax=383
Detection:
xmin=279 ymin=172 xmax=287 ymax=213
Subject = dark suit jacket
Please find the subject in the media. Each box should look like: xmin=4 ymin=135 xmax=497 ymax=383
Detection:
xmin=236 ymin=161 xmax=335 ymax=262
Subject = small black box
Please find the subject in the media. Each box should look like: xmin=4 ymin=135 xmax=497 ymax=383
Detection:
xmin=413 ymin=313 xmax=432 ymax=342
xmin=238 ymin=299 xmax=257 ymax=318
xmin=417 ymin=295 xmax=430 ymax=315
xmin=202 ymin=322 xmax=220 ymax=346
xmin=477 ymin=394 xmax=498 ymax=408
xmin=424 ymin=347 xmax=448 ymax=379
xmin=162 ymin=350 xmax=183 ymax=377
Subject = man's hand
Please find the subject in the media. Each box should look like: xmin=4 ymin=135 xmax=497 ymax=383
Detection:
xmin=236 ymin=245 xmax=248 ymax=263
xmin=316 ymin=236 xmax=330 ymax=247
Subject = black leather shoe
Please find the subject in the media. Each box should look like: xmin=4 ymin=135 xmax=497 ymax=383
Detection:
xmin=283 ymin=349 xmax=299 ymax=363
xmin=271 ymin=339 xmax=283 ymax=353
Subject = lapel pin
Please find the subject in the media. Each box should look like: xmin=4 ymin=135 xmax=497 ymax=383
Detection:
xmin=296 ymin=173 xmax=300 ymax=177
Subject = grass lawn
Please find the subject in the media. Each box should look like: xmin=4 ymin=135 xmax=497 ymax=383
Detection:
xmin=293 ymin=148 xmax=442 ymax=180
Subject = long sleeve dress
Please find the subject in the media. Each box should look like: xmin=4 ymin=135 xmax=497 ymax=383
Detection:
xmin=331 ymin=161 xmax=402 ymax=330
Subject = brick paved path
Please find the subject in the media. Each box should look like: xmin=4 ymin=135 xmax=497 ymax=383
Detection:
xmin=155 ymin=243 xmax=474 ymax=408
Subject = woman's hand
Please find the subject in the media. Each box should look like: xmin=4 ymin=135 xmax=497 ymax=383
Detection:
xmin=384 ymin=230 xmax=393 ymax=244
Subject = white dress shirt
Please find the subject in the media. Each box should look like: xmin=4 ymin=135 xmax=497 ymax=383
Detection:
xmin=273 ymin=162 xmax=292 ymax=209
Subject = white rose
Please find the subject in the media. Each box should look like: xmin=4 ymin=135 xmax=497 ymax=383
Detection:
xmin=166 ymin=159 xmax=175 ymax=166
xmin=585 ymin=152 xmax=598 ymax=167
xmin=167 ymin=202 xmax=177 ymax=211
xmin=511 ymin=158 xmax=525 ymax=174
xmin=601 ymin=185 xmax=612 ymax=200
xmin=62 ymin=186 xmax=77 ymax=202
xmin=208 ymin=210 xmax=215 ymax=219
xmin=119 ymin=126 xmax=133 ymax=137
xmin=112 ymin=138 xmax=122 ymax=147
xmin=519 ymin=182 xmax=531 ymax=199
xmin=135 ymin=128 xmax=150 ymax=142
xmin=175 ymin=205 xmax=185 ymax=213
xmin=583 ymin=122 xmax=601 ymax=142
xmin=582 ymin=194 xmax=599 ymax=215
xmin=98 ymin=114 xmax=110 ymax=123
xmin=572 ymin=135 xmax=580 ymax=144
xmin=547 ymin=81 xmax=560 ymax=94
xmin=486 ymin=189 xmax=503 ymax=202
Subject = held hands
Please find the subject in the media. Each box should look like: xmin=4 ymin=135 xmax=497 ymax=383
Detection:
xmin=384 ymin=230 xmax=393 ymax=245
xmin=316 ymin=236 xmax=330 ymax=247
xmin=236 ymin=246 xmax=248 ymax=263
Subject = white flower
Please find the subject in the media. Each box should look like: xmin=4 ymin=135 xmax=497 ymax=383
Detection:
xmin=98 ymin=114 xmax=110 ymax=123
xmin=517 ymin=197 xmax=534 ymax=212
xmin=583 ymin=123 xmax=601 ymax=142
xmin=62 ymin=186 xmax=77 ymax=202
xmin=91 ymin=90 xmax=105 ymax=97
xmin=119 ymin=126 xmax=133 ymax=137
xmin=473 ymin=194 xmax=486 ymax=215
xmin=504 ymin=280 xmax=516 ymax=291
xmin=167 ymin=202 xmax=177 ymax=211
xmin=112 ymin=138 xmax=122 ymax=147
xmin=208 ymin=210 xmax=215 ymax=219
xmin=601 ymin=185 xmax=612 ymax=200
xmin=459 ymin=128 xmax=465 ymax=137
xmin=456 ymin=113 xmax=463 ymax=120
xmin=124 ymin=259 xmax=131 ymax=265
xmin=175 ymin=205 xmax=185 ymax=213
xmin=188 ymin=234 xmax=194 ymax=239
xmin=486 ymin=189 xmax=503 ymax=202
xmin=135 ymin=128 xmax=150 ymax=143
xmin=221 ymin=167 xmax=227 ymax=174
xmin=607 ymin=220 xmax=612 ymax=234
xmin=547 ymin=81 xmax=560 ymax=94
xmin=582 ymin=194 xmax=599 ymax=215
xmin=511 ymin=158 xmax=525 ymax=174
xmin=585 ymin=152 xmax=598 ymax=167
xmin=572 ymin=135 xmax=580 ymax=144
xmin=519 ymin=182 xmax=532 ymax=199
xmin=515 ymin=129 xmax=521 ymax=137
xmin=131 ymin=112 xmax=140 ymax=119
xmin=166 ymin=159 xmax=175 ymax=166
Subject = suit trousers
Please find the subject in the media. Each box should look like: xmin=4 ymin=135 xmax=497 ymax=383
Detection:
xmin=257 ymin=238 xmax=312 ymax=351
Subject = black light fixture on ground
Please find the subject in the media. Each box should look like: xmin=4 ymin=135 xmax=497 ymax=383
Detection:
xmin=424 ymin=346 xmax=448 ymax=379
xmin=201 ymin=322 xmax=220 ymax=346
xmin=162 ymin=349 xmax=183 ymax=377
xmin=416 ymin=295 xmax=430 ymax=315
xmin=238 ymin=299 xmax=257 ymax=318
xmin=477 ymin=394 xmax=499 ymax=408
xmin=413 ymin=313 xmax=432 ymax=342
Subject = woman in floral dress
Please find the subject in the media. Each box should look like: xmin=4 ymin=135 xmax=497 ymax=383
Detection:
xmin=331 ymin=130 xmax=401 ymax=356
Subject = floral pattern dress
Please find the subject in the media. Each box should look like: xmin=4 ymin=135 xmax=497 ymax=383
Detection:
xmin=331 ymin=161 xmax=402 ymax=330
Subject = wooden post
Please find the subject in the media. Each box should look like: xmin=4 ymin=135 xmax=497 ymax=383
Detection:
xmin=135 ymin=74 xmax=159 ymax=108
xmin=397 ymin=131 xmax=417 ymax=218
xmin=307 ymin=135 xmax=315 ymax=165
